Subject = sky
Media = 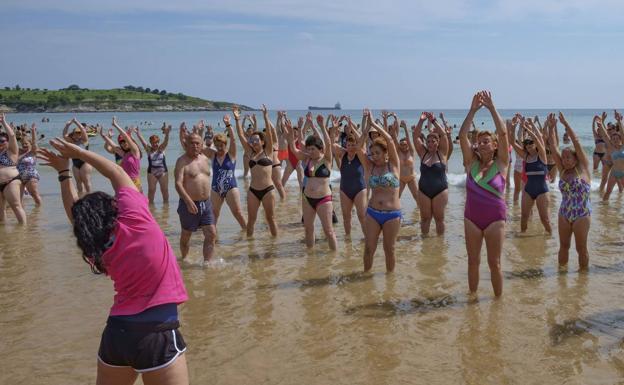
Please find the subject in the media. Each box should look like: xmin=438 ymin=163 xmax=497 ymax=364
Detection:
xmin=1 ymin=0 xmax=623 ymax=109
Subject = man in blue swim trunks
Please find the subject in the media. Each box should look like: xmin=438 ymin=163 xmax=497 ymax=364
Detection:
xmin=174 ymin=132 xmax=216 ymax=263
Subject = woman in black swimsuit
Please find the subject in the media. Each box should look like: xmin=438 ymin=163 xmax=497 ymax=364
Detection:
xmin=63 ymin=118 xmax=92 ymax=195
xmin=234 ymin=105 xmax=278 ymax=237
xmin=412 ymin=112 xmax=449 ymax=236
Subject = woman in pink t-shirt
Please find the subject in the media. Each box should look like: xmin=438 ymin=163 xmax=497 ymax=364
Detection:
xmin=100 ymin=116 xmax=143 ymax=192
xmin=39 ymin=139 xmax=189 ymax=385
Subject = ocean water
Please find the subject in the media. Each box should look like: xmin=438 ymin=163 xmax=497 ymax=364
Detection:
xmin=2 ymin=109 xmax=624 ymax=384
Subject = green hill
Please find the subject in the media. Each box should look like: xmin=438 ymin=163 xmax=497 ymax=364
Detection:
xmin=0 ymin=85 xmax=253 ymax=112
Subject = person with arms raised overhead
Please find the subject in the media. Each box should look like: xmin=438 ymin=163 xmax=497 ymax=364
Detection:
xmin=459 ymin=91 xmax=509 ymax=297
xmin=38 ymin=139 xmax=189 ymax=385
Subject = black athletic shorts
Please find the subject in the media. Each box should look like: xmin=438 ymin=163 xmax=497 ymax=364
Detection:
xmin=98 ymin=318 xmax=186 ymax=373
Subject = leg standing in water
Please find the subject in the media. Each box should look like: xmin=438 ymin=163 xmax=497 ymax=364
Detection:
xmin=38 ymin=140 xmax=189 ymax=385
xmin=549 ymin=112 xmax=591 ymax=270
xmin=459 ymin=91 xmax=510 ymax=297
xmin=175 ymin=128 xmax=216 ymax=263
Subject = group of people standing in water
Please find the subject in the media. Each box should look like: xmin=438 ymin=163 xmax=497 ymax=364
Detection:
xmin=0 ymin=91 xmax=621 ymax=384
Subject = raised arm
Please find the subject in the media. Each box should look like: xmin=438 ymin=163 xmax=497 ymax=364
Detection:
xmin=318 ymin=114 xmax=333 ymax=164
xmin=223 ymin=114 xmax=237 ymax=159
xmin=62 ymin=120 xmax=72 ymax=141
xmin=459 ymin=93 xmax=483 ymax=168
xmin=135 ymin=127 xmax=151 ymax=153
xmin=411 ymin=113 xmax=427 ymax=158
xmin=261 ymin=104 xmax=274 ymax=152
xmin=525 ymin=120 xmax=547 ymax=163
xmin=112 ymin=117 xmax=140 ymax=158
xmin=368 ymin=113 xmax=399 ymax=170
xmin=0 ymin=114 xmax=18 ymax=161
xmin=401 ymin=120 xmax=415 ymax=155
xmin=284 ymin=117 xmax=306 ymax=161
xmin=160 ymin=125 xmax=171 ymax=151
xmin=38 ymin=139 xmax=136 ymax=221
xmin=430 ymin=114 xmax=449 ymax=162
xmin=30 ymin=124 xmax=38 ymax=152
xmin=233 ymin=106 xmax=252 ymax=154
xmin=480 ymin=91 xmax=509 ymax=166
xmin=73 ymin=119 xmax=89 ymax=145
xmin=559 ymin=112 xmax=589 ymax=173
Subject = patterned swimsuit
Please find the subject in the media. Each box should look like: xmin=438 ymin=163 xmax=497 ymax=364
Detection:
xmin=17 ymin=152 xmax=40 ymax=182
xmin=558 ymin=169 xmax=591 ymax=223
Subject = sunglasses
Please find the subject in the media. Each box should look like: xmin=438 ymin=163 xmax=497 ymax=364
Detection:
xmin=249 ymin=138 xmax=260 ymax=144
xmin=523 ymin=140 xmax=534 ymax=145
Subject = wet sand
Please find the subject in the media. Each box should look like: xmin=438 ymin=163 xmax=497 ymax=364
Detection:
xmin=2 ymin=164 xmax=624 ymax=384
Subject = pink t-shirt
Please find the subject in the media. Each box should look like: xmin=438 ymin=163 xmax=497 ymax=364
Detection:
xmin=121 ymin=153 xmax=140 ymax=180
xmin=103 ymin=187 xmax=188 ymax=316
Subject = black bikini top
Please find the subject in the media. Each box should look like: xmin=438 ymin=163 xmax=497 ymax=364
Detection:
xmin=304 ymin=160 xmax=331 ymax=178
xmin=249 ymin=152 xmax=273 ymax=169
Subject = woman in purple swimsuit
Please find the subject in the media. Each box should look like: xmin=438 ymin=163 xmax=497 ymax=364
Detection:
xmin=459 ymin=91 xmax=510 ymax=297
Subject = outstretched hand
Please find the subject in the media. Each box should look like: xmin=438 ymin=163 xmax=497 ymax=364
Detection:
xmin=37 ymin=147 xmax=70 ymax=172
xmin=48 ymin=138 xmax=84 ymax=160
xmin=479 ymin=90 xmax=494 ymax=110
xmin=223 ymin=114 xmax=231 ymax=125
xmin=470 ymin=92 xmax=483 ymax=111
xmin=232 ymin=106 xmax=241 ymax=120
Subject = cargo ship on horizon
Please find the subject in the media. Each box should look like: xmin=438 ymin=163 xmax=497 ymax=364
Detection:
xmin=308 ymin=102 xmax=341 ymax=110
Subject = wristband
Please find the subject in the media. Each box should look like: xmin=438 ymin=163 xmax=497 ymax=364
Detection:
xmin=58 ymin=175 xmax=72 ymax=182
xmin=58 ymin=169 xmax=70 ymax=174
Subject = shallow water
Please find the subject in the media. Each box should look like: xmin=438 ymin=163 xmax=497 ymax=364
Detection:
xmin=2 ymin=111 xmax=624 ymax=384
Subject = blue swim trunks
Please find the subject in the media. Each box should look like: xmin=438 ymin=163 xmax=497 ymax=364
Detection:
xmin=177 ymin=199 xmax=215 ymax=232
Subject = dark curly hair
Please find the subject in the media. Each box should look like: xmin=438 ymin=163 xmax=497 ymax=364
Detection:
xmin=71 ymin=192 xmax=118 ymax=274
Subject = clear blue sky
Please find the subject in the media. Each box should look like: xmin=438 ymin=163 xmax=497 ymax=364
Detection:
xmin=1 ymin=1 xmax=622 ymax=109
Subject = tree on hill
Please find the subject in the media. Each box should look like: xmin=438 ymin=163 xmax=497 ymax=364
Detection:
xmin=3 ymin=87 xmax=9 ymax=91
xmin=160 ymin=90 xmax=167 ymax=95
xmin=66 ymin=84 xmax=81 ymax=90
xmin=152 ymin=89 xmax=159 ymax=94
xmin=14 ymin=85 xmax=21 ymax=91
xmin=136 ymin=87 xmax=144 ymax=92
xmin=145 ymin=88 xmax=151 ymax=93
xmin=124 ymin=85 xmax=136 ymax=91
